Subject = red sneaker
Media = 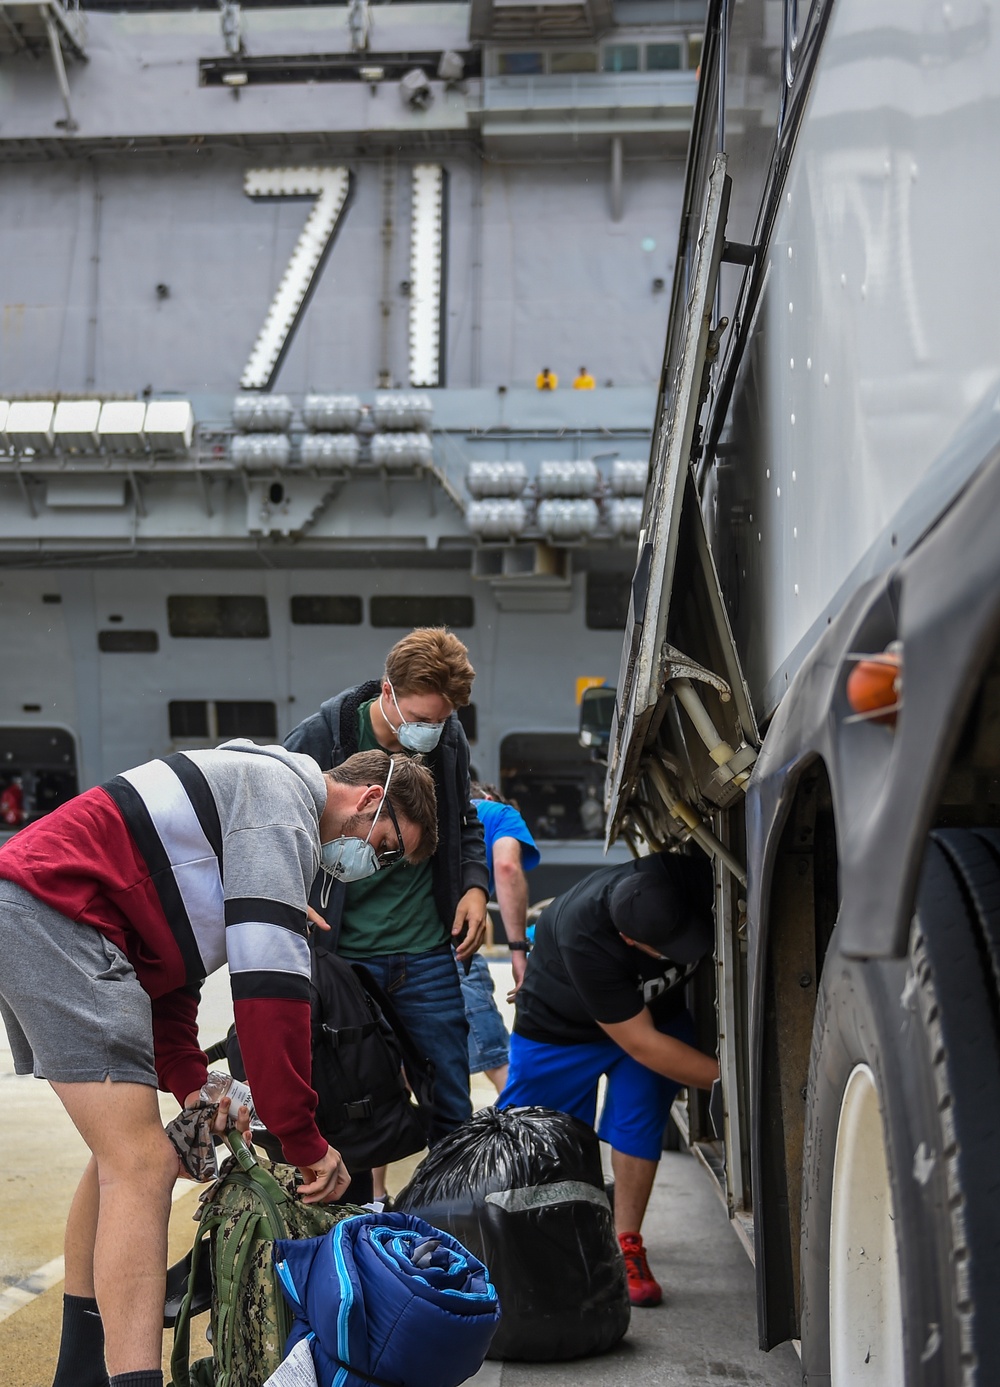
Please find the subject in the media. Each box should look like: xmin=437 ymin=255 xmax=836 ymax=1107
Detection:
xmin=618 ymin=1231 xmax=663 ymax=1307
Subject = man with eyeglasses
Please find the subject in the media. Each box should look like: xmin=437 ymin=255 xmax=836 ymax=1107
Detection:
xmin=0 ymin=741 xmax=437 ymax=1387
xmin=317 ymin=749 xmax=410 ymax=888
xmin=498 ymin=851 xmax=720 ymax=1310
xmin=285 ymin=627 xmax=489 ymax=1151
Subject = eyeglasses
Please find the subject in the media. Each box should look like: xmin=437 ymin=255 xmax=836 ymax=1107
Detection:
xmin=376 ymin=794 xmax=406 ymax=868
xmin=364 ymin=756 xmax=407 ymax=869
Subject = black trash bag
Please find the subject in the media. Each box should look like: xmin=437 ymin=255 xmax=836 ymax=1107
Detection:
xmin=395 ymin=1106 xmax=630 ymax=1362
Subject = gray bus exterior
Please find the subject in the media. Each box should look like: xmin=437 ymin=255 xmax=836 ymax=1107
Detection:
xmin=604 ymin=2 xmax=1000 ymax=1381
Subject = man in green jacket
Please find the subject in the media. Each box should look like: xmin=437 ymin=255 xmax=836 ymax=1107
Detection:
xmin=285 ymin=627 xmax=489 ymax=1145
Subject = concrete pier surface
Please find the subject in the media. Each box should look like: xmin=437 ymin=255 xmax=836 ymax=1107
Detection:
xmin=0 ymin=960 xmax=801 ymax=1387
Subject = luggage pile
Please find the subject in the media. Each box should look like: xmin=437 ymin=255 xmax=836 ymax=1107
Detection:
xmin=168 ymin=1133 xmax=500 ymax=1387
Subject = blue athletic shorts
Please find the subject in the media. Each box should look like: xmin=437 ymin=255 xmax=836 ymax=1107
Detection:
xmin=459 ymin=953 xmax=510 ymax=1073
xmin=498 ymin=1009 xmax=695 ymax=1161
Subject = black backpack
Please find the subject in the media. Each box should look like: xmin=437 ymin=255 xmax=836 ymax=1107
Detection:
xmin=206 ymin=939 xmax=435 ymax=1170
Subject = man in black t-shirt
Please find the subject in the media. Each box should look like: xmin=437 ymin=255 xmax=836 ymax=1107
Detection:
xmin=499 ymin=851 xmax=719 ymax=1308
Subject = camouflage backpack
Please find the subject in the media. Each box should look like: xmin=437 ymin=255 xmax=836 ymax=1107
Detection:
xmin=169 ymin=1131 xmax=365 ymax=1387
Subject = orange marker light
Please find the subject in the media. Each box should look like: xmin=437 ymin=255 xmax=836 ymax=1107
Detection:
xmin=845 ymin=647 xmax=902 ymax=726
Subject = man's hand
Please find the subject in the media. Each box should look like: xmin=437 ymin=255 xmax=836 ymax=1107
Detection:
xmin=173 ymin=1093 xmax=252 ymax=1183
xmin=510 ymin=948 xmax=528 ymax=992
xmin=306 ymin=905 xmax=330 ymax=933
xmin=298 ymin=1145 xmax=351 ymax=1205
xmin=505 ymin=949 xmax=528 ymax=1003
xmin=181 ymin=1091 xmax=251 ymax=1135
xmin=213 ymin=1095 xmax=251 ymax=1137
xmin=451 ymin=887 xmax=489 ymax=961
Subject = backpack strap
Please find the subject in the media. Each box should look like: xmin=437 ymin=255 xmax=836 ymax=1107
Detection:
xmin=350 ymin=963 xmax=436 ymax=1112
xmin=169 ymin=1220 xmax=214 ymax=1387
xmin=225 ymin=1130 xmax=292 ymax=1206
xmin=216 ymin=1207 xmax=258 ymax=1312
xmin=214 ymin=1205 xmax=280 ymax=1364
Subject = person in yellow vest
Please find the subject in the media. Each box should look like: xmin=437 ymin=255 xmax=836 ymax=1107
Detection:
xmin=573 ymin=366 xmax=596 ymax=390
xmin=536 ymin=367 xmax=558 ymax=390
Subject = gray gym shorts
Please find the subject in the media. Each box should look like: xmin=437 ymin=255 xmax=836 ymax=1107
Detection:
xmin=0 ymin=879 xmax=158 ymax=1086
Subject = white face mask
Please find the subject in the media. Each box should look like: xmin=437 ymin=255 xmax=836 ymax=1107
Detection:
xmin=384 ymin=681 xmax=446 ymax=754
xmin=319 ymin=758 xmax=404 ymax=903
xmin=319 ymin=834 xmax=380 ymax=885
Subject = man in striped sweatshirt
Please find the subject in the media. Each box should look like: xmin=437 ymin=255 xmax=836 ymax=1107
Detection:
xmin=0 ymin=739 xmax=437 ymax=1387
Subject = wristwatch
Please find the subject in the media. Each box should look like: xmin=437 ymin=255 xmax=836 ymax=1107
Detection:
xmin=508 ymin=940 xmax=531 ymax=952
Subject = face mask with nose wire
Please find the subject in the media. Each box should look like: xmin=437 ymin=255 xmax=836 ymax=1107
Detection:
xmin=383 ymin=680 xmax=446 ymax=754
xmin=319 ymin=757 xmax=404 ymax=906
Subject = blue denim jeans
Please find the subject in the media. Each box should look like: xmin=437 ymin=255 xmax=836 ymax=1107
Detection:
xmin=459 ymin=952 xmax=510 ymax=1074
xmin=351 ymin=943 xmax=472 ymax=1145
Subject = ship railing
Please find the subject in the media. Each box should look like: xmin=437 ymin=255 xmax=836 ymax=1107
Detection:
xmin=479 ymin=70 xmax=697 ymax=113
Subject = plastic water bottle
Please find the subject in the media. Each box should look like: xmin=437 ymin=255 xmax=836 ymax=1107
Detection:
xmin=200 ymin=1071 xmax=265 ymax=1130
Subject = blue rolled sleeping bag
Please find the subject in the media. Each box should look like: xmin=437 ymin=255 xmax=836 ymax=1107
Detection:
xmin=273 ymin=1211 xmax=501 ymax=1387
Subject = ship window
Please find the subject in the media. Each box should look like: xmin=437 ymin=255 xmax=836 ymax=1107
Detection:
xmin=602 ymin=44 xmax=639 ymax=73
xmin=169 ymin=701 xmax=209 ymax=739
xmin=98 ymin=629 xmax=159 ymax=653
xmin=500 ymin=733 xmax=605 ymax=841
xmin=0 ymin=726 xmax=78 ymax=827
xmin=550 ymin=50 xmax=597 ymax=74
xmin=646 ymin=41 xmax=682 ymax=71
xmin=457 ymin=703 xmax=478 ymax=744
xmin=168 ymin=595 xmax=270 ymax=639
xmin=168 ymin=699 xmax=277 ymax=741
xmin=42 ymin=593 xmax=61 ymax=604
xmin=216 ymin=701 xmax=278 ymax=739
xmin=290 ymin=595 xmax=363 ymax=626
xmin=370 ymin=596 xmax=474 ymax=629
xmin=585 ymin=572 xmax=632 ymax=631
xmin=496 ymin=51 xmax=544 ymax=76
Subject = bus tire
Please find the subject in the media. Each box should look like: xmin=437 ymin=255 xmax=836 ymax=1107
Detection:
xmin=800 ymin=830 xmax=1000 ymax=1386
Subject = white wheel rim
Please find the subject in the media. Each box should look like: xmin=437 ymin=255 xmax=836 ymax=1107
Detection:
xmin=829 ymin=1063 xmax=905 ymax=1384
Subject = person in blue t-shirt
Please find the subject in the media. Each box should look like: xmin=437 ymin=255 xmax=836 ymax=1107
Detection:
xmin=461 ymin=783 xmax=540 ymax=1092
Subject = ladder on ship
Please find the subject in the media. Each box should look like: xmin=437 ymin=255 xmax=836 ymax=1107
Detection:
xmin=0 ymin=0 xmax=86 ymax=129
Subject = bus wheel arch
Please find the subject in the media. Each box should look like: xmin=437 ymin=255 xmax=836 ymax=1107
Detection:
xmin=754 ymin=757 xmax=839 ymax=1348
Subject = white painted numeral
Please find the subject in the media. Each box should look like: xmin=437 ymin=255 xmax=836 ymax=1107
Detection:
xmin=241 ymin=167 xmax=351 ymax=391
xmin=409 ymin=165 xmax=445 ymax=388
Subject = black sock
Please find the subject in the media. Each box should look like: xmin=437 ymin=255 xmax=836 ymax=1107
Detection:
xmin=52 ymin=1294 xmax=108 ymax=1387
xmin=109 ymin=1375 xmax=163 ymax=1387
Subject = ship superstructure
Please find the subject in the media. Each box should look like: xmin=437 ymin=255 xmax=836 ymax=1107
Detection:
xmin=0 ymin=0 xmax=705 ymax=893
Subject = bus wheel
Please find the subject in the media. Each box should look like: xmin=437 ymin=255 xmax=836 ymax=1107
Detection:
xmin=800 ymin=830 xmax=1000 ymax=1386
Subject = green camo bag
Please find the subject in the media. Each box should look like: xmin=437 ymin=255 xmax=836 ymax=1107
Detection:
xmin=170 ymin=1131 xmax=364 ymax=1387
